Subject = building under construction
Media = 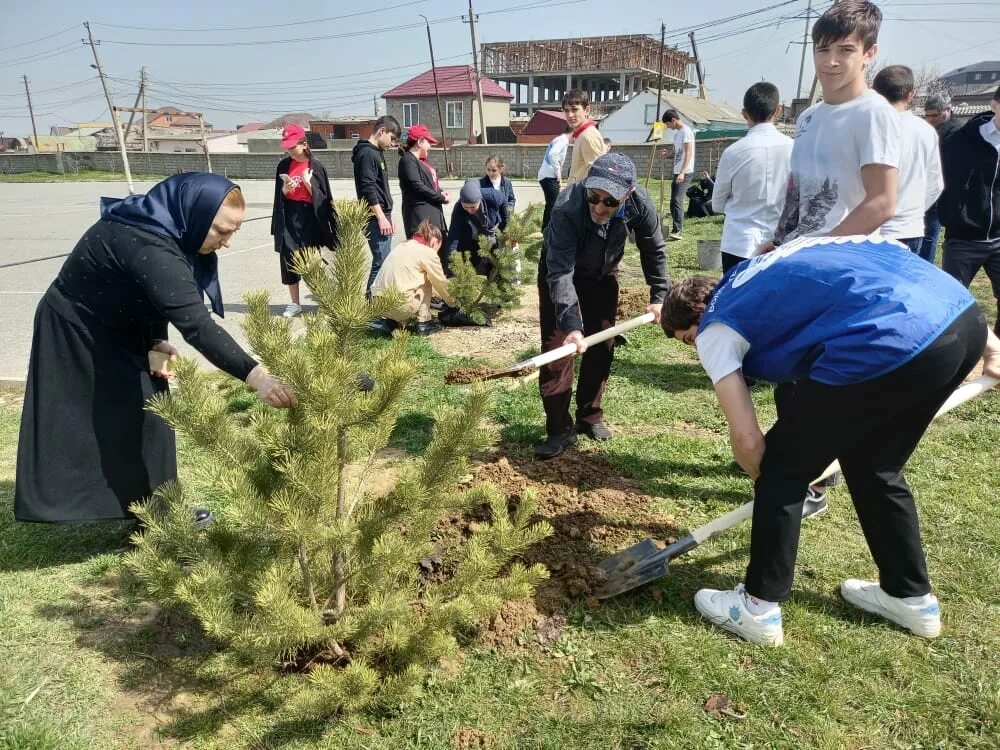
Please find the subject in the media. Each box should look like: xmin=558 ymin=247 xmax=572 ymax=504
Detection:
xmin=481 ymin=34 xmax=694 ymax=118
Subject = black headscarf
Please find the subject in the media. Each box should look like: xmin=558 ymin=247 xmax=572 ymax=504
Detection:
xmin=100 ymin=173 xmax=239 ymax=316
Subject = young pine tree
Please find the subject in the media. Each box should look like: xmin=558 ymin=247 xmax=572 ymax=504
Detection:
xmin=124 ymin=199 xmax=551 ymax=715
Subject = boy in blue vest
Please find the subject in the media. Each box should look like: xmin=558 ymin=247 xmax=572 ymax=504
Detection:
xmin=662 ymin=235 xmax=1000 ymax=646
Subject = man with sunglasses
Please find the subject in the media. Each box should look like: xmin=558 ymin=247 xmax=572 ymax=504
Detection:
xmin=534 ymin=153 xmax=669 ymax=459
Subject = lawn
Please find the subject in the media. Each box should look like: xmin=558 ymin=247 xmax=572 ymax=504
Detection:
xmin=0 ymin=170 xmax=167 ymax=183
xmin=1 ymin=218 xmax=998 ymax=750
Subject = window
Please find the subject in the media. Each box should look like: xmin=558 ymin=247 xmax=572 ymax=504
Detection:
xmin=446 ymin=101 xmax=464 ymax=129
xmin=974 ymin=73 xmax=982 ymax=81
xmin=402 ymin=103 xmax=418 ymax=128
xmin=644 ymin=103 xmax=659 ymax=125
xmin=165 ymin=115 xmax=173 ymax=124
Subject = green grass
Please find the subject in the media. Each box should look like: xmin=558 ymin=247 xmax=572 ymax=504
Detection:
xmin=2 ymin=218 xmax=999 ymax=749
xmin=0 ymin=170 xmax=167 ymax=183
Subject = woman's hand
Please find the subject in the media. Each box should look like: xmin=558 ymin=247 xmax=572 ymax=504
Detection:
xmin=149 ymin=340 xmax=179 ymax=379
xmin=246 ymin=365 xmax=297 ymax=408
xmin=302 ymin=168 xmax=314 ymax=192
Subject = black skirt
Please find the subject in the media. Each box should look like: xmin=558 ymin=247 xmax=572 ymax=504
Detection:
xmin=278 ymin=200 xmax=325 ymax=255
xmin=14 ymin=293 xmax=176 ymax=523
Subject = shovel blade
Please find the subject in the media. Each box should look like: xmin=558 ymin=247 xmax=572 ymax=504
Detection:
xmin=594 ymin=538 xmax=673 ymax=599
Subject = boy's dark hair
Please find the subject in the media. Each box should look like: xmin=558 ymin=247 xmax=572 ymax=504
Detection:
xmin=812 ymin=0 xmax=882 ymax=51
xmin=661 ymin=276 xmax=719 ymax=336
xmin=373 ymin=115 xmax=402 ymax=137
xmin=661 ymin=109 xmax=681 ymax=124
xmin=872 ymin=65 xmax=914 ymax=103
xmin=743 ymin=82 xmax=781 ymax=123
xmin=562 ymin=89 xmax=590 ymax=109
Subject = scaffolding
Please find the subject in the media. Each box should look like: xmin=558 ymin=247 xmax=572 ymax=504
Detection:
xmin=481 ymin=35 xmax=693 ymax=117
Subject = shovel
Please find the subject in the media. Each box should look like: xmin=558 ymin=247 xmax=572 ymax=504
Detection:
xmin=594 ymin=374 xmax=998 ymax=599
xmin=474 ymin=311 xmax=656 ymax=382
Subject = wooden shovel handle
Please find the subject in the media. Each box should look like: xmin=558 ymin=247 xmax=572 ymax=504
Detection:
xmin=517 ymin=312 xmax=656 ymax=371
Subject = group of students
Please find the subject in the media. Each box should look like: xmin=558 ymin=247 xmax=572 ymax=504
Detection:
xmin=531 ymin=0 xmax=1000 ymax=647
xmin=268 ymin=117 xmax=524 ymax=334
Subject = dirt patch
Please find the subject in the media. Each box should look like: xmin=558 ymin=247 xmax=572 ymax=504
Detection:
xmin=444 ymin=365 xmax=531 ymax=385
xmin=429 ymin=286 xmax=540 ymax=364
xmin=616 ymin=287 xmax=649 ymax=319
xmin=454 ymin=728 xmax=492 ymax=749
xmin=440 ymin=445 xmax=679 ymax=650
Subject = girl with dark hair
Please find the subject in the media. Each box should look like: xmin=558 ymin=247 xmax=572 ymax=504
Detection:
xmin=15 ymin=173 xmax=296 ymax=525
xmin=397 ymin=124 xmax=449 ymax=239
xmin=271 ymin=124 xmax=337 ymax=318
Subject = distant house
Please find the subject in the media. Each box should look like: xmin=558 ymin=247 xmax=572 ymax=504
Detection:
xmin=206 ymin=132 xmax=247 ymax=154
xmin=310 ymin=116 xmax=377 ymax=142
xmin=0 ymin=136 xmax=29 ymax=152
xmin=940 ymin=61 xmax=1000 ymax=96
xmin=236 ymin=123 xmax=265 ymax=146
xmin=262 ymin=113 xmax=318 ymax=130
xmin=382 ymin=65 xmax=513 ymax=144
xmin=145 ymin=106 xmax=212 ymax=131
xmin=517 ymin=109 xmax=568 ymax=144
xmin=598 ymin=89 xmax=744 ymax=144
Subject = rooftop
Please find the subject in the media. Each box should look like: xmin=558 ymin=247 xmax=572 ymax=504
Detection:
xmin=383 ymin=66 xmax=513 ymax=100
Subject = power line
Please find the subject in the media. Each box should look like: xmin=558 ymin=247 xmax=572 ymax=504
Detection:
xmin=0 ymin=41 xmax=81 ymax=68
xmin=0 ymin=24 xmax=80 ymax=53
xmin=0 ymin=77 xmax=96 ymax=98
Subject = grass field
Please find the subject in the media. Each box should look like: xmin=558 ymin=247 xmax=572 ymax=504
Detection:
xmin=2 ymin=218 xmax=998 ymax=749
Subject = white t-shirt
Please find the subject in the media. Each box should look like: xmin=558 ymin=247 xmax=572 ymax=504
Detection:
xmin=776 ymin=89 xmax=901 ymax=242
xmin=673 ymin=124 xmax=695 ymax=175
xmin=711 ymin=123 xmax=794 ymax=258
xmin=537 ymin=132 xmax=570 ymax=181
xmin=695 ymin=322 xmax=750 ymax=384
xmin=881 ymin=111 xmax=942 ymax=240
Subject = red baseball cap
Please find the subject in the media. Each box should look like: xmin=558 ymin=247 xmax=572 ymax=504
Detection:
xmin=281 ymin=124 xmax=307 ymax=149
xmin=407 ymin=124 xmax=438 ymax=144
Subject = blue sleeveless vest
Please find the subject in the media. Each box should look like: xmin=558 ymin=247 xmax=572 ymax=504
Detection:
xmin=699 ymin=236 xmax=976 ymax=385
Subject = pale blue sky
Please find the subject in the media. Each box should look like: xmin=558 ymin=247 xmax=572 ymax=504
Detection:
xmin=1 ymin=0 xmax=997 ymax=136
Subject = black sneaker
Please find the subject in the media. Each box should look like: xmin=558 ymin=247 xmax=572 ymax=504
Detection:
xmin=576 ymin=421 xmax=613 ymax=441
xmin=193 ymin=507 xmax=214 ymax=530
xmin=413 ymin=320 xmax=443 ymax=336
xmin=533 ymin=430 xmax=578 ymax=459
xmin=368 ymin=318 xmax=398 ymax=337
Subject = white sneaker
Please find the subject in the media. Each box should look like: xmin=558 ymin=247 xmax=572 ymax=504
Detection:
xmin=694 ymin=583 xmax=784 ymax=646
xmin=282 ymin=303 xmax=302 ymax=318
xmin=840 ymin=579 xmax=941 ymax=638
xmin=802 ymin=487 xmax=828 ymax=519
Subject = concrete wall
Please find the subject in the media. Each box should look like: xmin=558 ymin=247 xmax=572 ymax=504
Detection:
xmin=0 ymin=139 xmax=738 ymax=181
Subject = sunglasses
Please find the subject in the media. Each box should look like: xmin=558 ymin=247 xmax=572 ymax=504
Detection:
xmin=586 ymin=190 xmax=622 ymax=208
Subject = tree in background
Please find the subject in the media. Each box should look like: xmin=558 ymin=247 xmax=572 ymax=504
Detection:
xmin=124 ymin=199 xmax=551 ymax=715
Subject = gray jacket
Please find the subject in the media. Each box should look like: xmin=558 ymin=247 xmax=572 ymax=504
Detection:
xmin=542 ymin=183 xmax=669 ymax=332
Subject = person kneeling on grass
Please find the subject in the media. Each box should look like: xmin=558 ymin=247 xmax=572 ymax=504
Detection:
xmin=662 ymin=234 xmax=1000 ymax=647
xmin=370 ymin=219 xmax=454 ymax=336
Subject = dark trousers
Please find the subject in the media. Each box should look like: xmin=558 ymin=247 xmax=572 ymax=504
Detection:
xmin=721 ymin=252 xmax=747 ymax=273
xmin=943 ymin=236 xmax=1000 ymax=301
xmin=920 ymin=209 xmax=941 ymax=264
xmin=670 ymin=174 xmax=688 ymax=234
xmin=537 ymin=265 xmax=619 ymax=436
xmin=540 ymin=178 xmax=561 ymax=231
xmin=745 ymin=304 xmax=987 ymax=602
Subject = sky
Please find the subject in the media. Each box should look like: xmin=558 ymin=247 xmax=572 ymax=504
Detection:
xmin=1 ymin=0 xmax=997 ymax=137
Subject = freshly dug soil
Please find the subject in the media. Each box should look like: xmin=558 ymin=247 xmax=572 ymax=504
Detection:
xmin=444 ymin=365 xmax=531 ymax=385
xmin=616 ymin=287 xmax=650 ymax=319
xmin=439 ymin=445 xmax=680 ymax=650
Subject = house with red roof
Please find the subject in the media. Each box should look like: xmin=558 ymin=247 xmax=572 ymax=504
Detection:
xmin=517 ymin=109 xmax=568 ymax=144
xmin=382 ymin=65 xmax=513 ymax=144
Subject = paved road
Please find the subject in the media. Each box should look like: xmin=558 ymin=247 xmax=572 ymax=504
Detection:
xmin=0 ymin=178 xmax=544 ymax=382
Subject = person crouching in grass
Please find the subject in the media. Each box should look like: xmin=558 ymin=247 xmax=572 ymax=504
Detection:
xmin=369 ymin=219 xmax=454 ymax=337
xmin=661 ymin=234 xmax=1000 ymax=647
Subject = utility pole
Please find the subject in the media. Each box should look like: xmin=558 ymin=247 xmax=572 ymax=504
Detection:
xmin=84 ymin=21 xmax=134 ymax=194
xmin=198 ymin=113 xmax=212 ymax=173
xmin=689 ymin=32 xmax=707 ymax=100
xmin=655 ymin=23 xmax=666 ymax=121
xmin=141 ymin=67 xmax=148 ymax=153
xmin=808 ymin=0 xmax=839 ymax=104
xmin=22 ymin=75 xmax=40 ymax=153
xmin=421 ymin=14 xmax=452 ymax=177
xmin=796 ymin=0 xmax=813 ymax=100
xmin=462 ymin=0 xmax=488 ymax=145
xmin=373 ymin=95 xmax=378 ymax=116
xmin=123 ymin=67 xmax=145 ymax=143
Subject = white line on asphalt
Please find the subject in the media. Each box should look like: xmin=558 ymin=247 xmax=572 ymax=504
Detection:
xmin=219 ymin=241 xmax=271 ymax=258
xmin=0 ymin=291 xmax=44 ymax=294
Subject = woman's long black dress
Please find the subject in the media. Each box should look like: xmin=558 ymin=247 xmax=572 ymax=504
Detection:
xmin=14 ymin=219 xmax=257 ymax=523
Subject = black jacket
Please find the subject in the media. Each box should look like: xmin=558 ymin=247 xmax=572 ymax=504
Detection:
xmin=542 ymin=183 xmax=669 ymax=333
xmin=398 ymin=150 xmax=447 ymax=238
xmin=352 ymin=140 xmax=393 ymax=213
xmin=939 ymin=112 xmax=1000 ymax=242
xmin=479 ymin=174 xmax=516 ymax=211
xmin=927 ymin=116 xmax=963 ymax=214
xmin=444 ymin=186 xmax=508 ymax=274
xmin=270 ymin=156 xmax=337 ymax=252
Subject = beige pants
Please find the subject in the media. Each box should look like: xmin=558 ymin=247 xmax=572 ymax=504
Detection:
xmin=385 ymin=282 xmax=432 ymax=324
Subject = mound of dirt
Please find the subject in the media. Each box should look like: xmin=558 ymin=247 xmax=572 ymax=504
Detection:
xmin=440 ymin=445 xmax=679 ymax=650
xmin=444 ymin=365 xmax=533 ymax=385
xmin=616 ymin=287 xmax=649 ymax=319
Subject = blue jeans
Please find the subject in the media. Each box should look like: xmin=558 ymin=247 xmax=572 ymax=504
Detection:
xmin=366 ymin=216 xmax=394 ymax=294
xmin=919 ymin=209 xmax=940 ymax=264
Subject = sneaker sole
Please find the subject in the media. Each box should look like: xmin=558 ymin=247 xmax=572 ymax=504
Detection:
xmin=840 ymin=587 xmax=941 ymax=638
xmin=694 ymin=600 xmax=784 ymax=647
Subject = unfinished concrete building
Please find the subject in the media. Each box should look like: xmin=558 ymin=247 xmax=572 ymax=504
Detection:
xmin=481 ymin=35 xmax=694 ymax=118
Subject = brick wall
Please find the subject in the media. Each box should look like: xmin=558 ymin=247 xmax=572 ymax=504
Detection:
xmin=0 ymin=139 xmax=739 ymax=181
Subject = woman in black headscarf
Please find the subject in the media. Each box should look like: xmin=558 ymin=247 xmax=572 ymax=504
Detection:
xmin=14 ymin=173 xmax=296 ymax=524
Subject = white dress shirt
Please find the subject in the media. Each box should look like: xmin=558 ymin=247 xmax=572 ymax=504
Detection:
xmin=881 ymin=111 xmax=943 ymax=240
xmin=711 ymin=122 xmax=793 ymax=258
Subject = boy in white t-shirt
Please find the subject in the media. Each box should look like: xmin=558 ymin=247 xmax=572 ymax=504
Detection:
xmin=872 ymin=65 xmax=943 ymax=252
xmin=773 ymin=1 xmax=900 ymax=246
xmin=662 ymin=109 xmax=695 ymax=241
